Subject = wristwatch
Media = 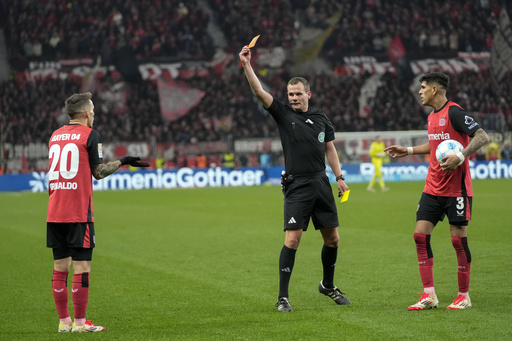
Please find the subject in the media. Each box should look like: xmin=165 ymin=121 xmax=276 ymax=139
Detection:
xmin=335 ymin=174 xmax=345 ymax=181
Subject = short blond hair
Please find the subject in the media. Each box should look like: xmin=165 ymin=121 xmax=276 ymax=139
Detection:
xmin=287 ymin=77 xmax=310 ymax=92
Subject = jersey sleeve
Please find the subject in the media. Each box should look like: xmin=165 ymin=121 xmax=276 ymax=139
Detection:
xmin=323 ymin=113 xmax=335 ymax=142
xmin=448 ymin=106 xmax=481 ymax=137
xmin=87 ymin=130 xmax=104 ymax=166
xmin=265 ymin=99 xmax=285 ymax=123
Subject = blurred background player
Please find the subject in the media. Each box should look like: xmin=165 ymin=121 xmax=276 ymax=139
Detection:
xmin=385 ymin=72 xmax=489 ymax=311
xmin=47 ymin=92 xmax=149 ymax=333
xmin=259 ymin=151 xmax=271 ymax=184
xmin=367 ymin=135 xmax=390 ymax=192
xmin=239 ymin=45 xmax=351 ymax=313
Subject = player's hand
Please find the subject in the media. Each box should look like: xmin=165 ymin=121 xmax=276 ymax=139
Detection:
xmin=440 ymin=154 xmax=462 ymax=172
xmin=376 ymin=152 xmax=386 ymax=158
xmin=384 ymin=145 xmax=407 ymax=158
xmin=120 ymin=156 xmax=150 ymax=167
xmin=239 ymin=46 xmax=251 ymax=65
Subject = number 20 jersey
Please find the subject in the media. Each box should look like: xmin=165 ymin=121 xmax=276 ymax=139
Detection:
xmin=47 ymin=124 xmax=103 ymax=223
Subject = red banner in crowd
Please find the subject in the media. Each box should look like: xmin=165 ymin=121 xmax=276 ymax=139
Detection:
xmin=156 ymin=77 xmax=205 ymax=121
xmin=335 ymin=55 xmax=489 ymax=76
xmin=387 ymin=36 xmax=406 ymax=65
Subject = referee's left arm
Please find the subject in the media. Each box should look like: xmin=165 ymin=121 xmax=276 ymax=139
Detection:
xmin=326 ymin=141 xmax=348 ymax=194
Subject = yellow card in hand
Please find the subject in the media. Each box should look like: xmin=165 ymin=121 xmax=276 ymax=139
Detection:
xmin=340 ymin=189 xmax=350 ymax=203
xmin=248 ymin=35 xmax=260 ymax=48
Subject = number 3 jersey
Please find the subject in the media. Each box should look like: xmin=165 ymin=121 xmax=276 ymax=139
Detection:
xmin=47 ymin=124 xmax=103 ymax=223
xmin=425 ymin=101 xmax=480 ymax=197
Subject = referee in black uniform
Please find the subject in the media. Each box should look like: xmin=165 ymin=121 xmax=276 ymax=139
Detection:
xmin=239 ymin=45 xmax=351 ymax=312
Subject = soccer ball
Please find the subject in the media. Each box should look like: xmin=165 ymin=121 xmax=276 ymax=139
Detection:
xmin=436 ymin=139 xmax=464 ymax=164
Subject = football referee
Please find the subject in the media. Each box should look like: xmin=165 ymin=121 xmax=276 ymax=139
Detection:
xmin=239 ymin=45 xmax=351 ymax=312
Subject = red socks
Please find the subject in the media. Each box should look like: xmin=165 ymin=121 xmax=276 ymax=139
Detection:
xmin=452 ymin=237 xmax=471 ymax=293
xmin=72 ymin=272 xmax=90 ymax=319
xmin=52 ymin=270 xmax=69 ymax=319
xmin=413 ymin=233 xmax=472 ymax=294
xmin=413 ymin=233 xmax=434 ymax=289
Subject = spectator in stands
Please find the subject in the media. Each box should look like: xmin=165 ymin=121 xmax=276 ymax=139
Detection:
xmin=155 ymin=156 xmax=165 ymax=169
xmin=195 ymin=154 xmax=207 ymax=168
xmin=1 ymin=0 xmax=511 ymax=173
xmin=0 ymin=0 xmax=214 ymax=63
xmin=501 ymin=142 xmax=512 ymax=160
xmin=321 ymin=0 xmax=500 ymax=66
xmin=485 ymin=141 xmax=501 ymax=160
xmin=222 ymin=151 xmax=235 ymax=170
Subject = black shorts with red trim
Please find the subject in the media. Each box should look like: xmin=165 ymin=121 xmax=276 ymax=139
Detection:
xmin=416 ymin=192 xmax=472 ymax=226
xmin=47 ymin=222 xmax=95 ymax=249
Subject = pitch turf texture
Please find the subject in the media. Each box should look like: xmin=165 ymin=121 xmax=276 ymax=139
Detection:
xmin=1 ymin=179 xmax=511 ymax=340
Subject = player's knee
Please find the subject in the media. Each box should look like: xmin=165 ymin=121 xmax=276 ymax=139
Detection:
xmin=413 ymin=232 xmax=428 ymax=245
xmin=323 ymin=234 xmax=339 ymax=248
xmin=73 ymin=260 xmax=91 ymax=273
xmin=324 ymin=240 xmax=338 ymax=248
xmin=285 ymin=239 xmax=300 ymax=249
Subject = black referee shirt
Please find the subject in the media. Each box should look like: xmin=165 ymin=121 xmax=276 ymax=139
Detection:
xmin=266 ymin=99 xmax=335 ymax=176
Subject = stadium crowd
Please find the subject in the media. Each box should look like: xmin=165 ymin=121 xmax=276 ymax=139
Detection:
xmin=2 ymin=0 xmax=506 ymax=63
xmin=203 ymin=0 xmax=504 ymax=62
xmin=320 ymin=0 xmax=501 ymax=63
xmin=0 ymin=0 xmax=215 ymax=66
xmin=1 ymin=0 xmax=512 ymax=172
xmin=2 ymin=68 xmax=510 ymax=143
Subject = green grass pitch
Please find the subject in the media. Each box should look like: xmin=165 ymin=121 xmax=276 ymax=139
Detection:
xmin=1 ymin=179 xmax=511 ymax=340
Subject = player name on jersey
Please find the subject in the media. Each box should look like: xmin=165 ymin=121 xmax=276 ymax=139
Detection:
xmin=51 ymin=133 xmax=81 ymax=141
xmin=49 ymin=181 xmax=78 ymax=190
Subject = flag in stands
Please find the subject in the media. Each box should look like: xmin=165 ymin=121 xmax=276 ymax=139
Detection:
xmin=490 ymin=8 xmax=512 ymax=84
xmin=156 ymin=77 xmax=205 ymax=121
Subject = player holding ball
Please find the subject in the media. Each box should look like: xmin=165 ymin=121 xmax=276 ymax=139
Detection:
xmin=385 ymin=72 xmax=489 ymax=310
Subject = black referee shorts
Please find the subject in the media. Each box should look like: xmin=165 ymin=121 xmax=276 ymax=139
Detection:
xmin=283 ymin=175 xmax=339 ymax=231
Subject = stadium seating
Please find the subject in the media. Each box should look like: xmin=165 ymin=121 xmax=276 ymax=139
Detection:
xmin=0 ymin=0 xmax=511 ymax=173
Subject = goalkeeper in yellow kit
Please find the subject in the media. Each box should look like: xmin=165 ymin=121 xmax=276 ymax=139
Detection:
xmin=367 ymin=136 xmax=390 ymax=192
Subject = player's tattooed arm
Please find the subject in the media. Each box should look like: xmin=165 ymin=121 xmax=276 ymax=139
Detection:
xmin=91 ymin=161 xmax=122 ymax=180
xmin=464 ymin=128 xmax=489 ymax=158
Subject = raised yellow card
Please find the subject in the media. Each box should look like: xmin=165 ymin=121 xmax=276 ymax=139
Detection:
xmin=248 ymin=35 xmax=260 ymax=48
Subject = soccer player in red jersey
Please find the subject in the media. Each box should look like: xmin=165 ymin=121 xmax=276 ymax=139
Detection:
xmin=47 ymin=92 xmax=149 ymax=332
xmin=385 ymin=72 xmax=489 ymax=310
